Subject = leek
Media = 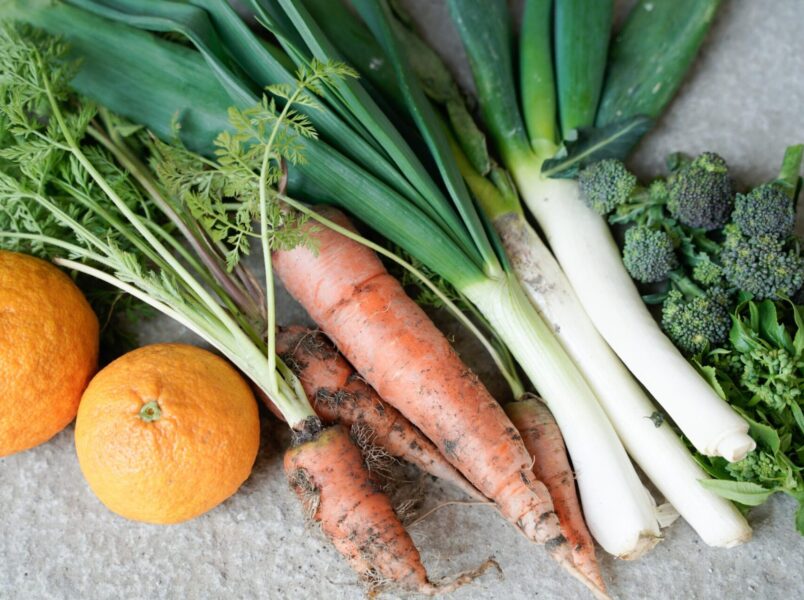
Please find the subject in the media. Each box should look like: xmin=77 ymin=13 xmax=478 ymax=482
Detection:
xmin=446 ymin=0 xmax=755 ymax=463
xmin=387 ymin=8 xmax=751 ymax=549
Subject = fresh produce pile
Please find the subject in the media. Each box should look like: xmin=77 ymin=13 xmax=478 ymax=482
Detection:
xmin=0 ymin=0 xmax=801 ymax=597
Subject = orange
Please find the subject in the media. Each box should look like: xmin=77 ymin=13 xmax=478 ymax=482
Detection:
xmin=0 ymin=251 xmax=99 ymax=457
xmin=75 ymin=344 xmax=261 ymax=524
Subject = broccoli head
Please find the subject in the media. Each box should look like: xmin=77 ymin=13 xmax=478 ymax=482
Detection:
xmin=731 ymin=182 xmax=795 ymax=237
xmin=721 ymin=228 xmax=803 ymax=300
xmin=661 ymin=284 xmax=731 ymax=354
xmin=578 ymin=159 xmax=637 ymax=215
xmin=647 ymin=179 xmax=670 ymax=204
xmin=667 ymin=152 xmax=733 ymax=230
xmin=691 ymin=257 xmax=725 ymax=287
xmin=622 ymin=225 xmax=678 ymax=283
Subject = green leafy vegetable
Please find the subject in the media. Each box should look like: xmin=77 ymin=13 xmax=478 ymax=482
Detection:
xmin=698 ymin=299 xmax=804 ymax=533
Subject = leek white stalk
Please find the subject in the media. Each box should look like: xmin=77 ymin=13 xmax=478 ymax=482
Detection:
xmin=494 ymin=211 xmax=752 ymax=547
xmin=514 ymin=168 xmax=755 ymax=463
xmin=463 ymin=274 xmax=662 ymax=558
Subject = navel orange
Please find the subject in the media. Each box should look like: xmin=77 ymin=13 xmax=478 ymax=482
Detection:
xmin=0 ymin=251 xmax=99 ymax=457
xmin=75 ymin=344 xmax=261 ymax=524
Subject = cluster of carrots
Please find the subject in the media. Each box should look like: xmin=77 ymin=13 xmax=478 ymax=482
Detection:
xmin=271 ymin=207 xmax=605 ymax=595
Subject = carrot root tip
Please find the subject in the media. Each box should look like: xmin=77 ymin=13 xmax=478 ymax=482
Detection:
xmin=420 ymin=557 xmax=501 ymax=595
xmin=548 ymin=542 xmax=611 ymax=600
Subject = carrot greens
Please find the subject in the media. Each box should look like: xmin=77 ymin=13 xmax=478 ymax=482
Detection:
xmin=0 ymin=21 xmax=321 ymax=428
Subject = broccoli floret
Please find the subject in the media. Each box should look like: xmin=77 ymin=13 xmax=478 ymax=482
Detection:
xmin=731 ymin=182 xmax=795 ymax=237
xmin=667 ymin=152 xmax=733 ymax=230
xmin=691 ymin=257 xmax=725 ymax=287
xmin=622 ymin=225 xmax=678 ymax=283
xmin=721 ymin=228 xmax=803 ymax=300
xmin=647 ymin=179 xmax=670 ymax=204
xmin=578 ymin=159 xmax=637 ymax=215
xmin=662 ymin=281 xmax=730 ymax=354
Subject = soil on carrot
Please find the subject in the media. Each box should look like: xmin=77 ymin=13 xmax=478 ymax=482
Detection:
xmin=277 ymin=326 xmax=485 ymax=501
xmin=291 ymin=415 xmax=325 ymax=446
xmin=285 ymin=425 xmax=494 ymax=595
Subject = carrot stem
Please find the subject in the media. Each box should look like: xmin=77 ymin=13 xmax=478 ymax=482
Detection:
xmin=88 ymin=120 xmax=261 ymax=319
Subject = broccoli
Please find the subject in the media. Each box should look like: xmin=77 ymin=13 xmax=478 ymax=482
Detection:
xmin=661 ymin=276 xmax=731 ymax=354
xmin=731 ymin=182 xmax=796 ymax=237
xmin=721 ymin=227 xmax=803 ymax=300
xmin=622 ymin=225 xmax=678 ymax=283
xmin=667 ymin=152 xmax=733 ymax=230
xmin=691 ymin=256 xmax=725 ymax=287
xmin=647 ymin=180 xmax=670 ymax=204
xmin=578 ymin=158 xmax=637 ymax=215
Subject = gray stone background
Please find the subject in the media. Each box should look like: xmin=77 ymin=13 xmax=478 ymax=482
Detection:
xmin=1 ymin=1 xmax=803 ymax=599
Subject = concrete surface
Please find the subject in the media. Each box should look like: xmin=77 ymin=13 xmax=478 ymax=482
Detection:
xmin=2 ymin=1 xmax=803 ymax=599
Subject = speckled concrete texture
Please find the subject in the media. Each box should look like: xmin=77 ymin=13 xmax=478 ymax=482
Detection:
xmin=2 ymin=1 xmax=803 ymax=599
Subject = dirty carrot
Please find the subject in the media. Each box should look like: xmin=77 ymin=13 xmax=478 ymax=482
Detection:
xmin=506 ymin=396 xmax=605 ymax=592
xmin=273 ymin=206 xmax=593 ymax=588
xmin=285 ymin=423 xmax=496 ymax=594
xmin=276 ymin=326 xmax=485 ymax=502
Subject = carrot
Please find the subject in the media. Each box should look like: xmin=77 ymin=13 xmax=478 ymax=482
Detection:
xmin=506 ymin=396 xmax=606 ymax=593
xmin=285 ymin=423 xmax=494 ymax=594
xmin=276 ymin=325 xmax=486 ymax=502
xmin=273 ymin=206 xmax=596 ymax=591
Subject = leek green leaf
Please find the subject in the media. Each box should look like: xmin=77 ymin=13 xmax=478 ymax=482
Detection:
xmin=446 ymin=0 xmax=531 ymax=164
xmin=520 ymin=0 xmax=556 ymax=149
xmin=597 ymin=0 xmax=721 ymax=127
xmin=351 ymin=0 xmax=502 ymax=276
xmin=553 ymin=0 xmax=612 ymax=135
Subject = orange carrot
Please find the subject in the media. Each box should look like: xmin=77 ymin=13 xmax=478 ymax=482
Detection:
xmin=273 ymin=206 xmax=592 ymax=589
xmin=506 ymin=396 xmax=605 ymax=593
xmin=285 ymin=424 xmax=494 ymax=594
xmin=277 ymin=325 xmax=485 ymax=502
